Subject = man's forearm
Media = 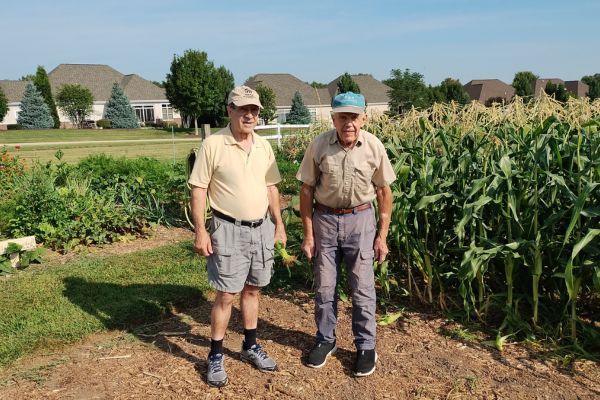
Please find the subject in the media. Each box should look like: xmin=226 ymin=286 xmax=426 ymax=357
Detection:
xmin=299 ymin=183 xmax=315 ymax=237
xmin=267 ymin=185 xmax=284 ymax=226
xmin=376 ymin=185 xmax=392 ymax=238
xmin=191 ymin=186 xmax=208 ymax=233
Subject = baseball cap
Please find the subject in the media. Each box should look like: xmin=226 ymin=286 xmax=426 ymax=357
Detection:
xmin=227 ymin=85 xmax=263 ymax=108
xmin=331 ymin=92 xmax=366 ymax=114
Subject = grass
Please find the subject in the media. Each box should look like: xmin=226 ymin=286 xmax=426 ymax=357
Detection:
xmin=0 ymin=128 xmax=202 ymax=143
xmin=10 ymin=141 xmax=202 ymax=164
xmin=0 ymin=241 xmax=210 ymax=368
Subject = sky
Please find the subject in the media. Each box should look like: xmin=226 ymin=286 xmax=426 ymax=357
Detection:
xmin=2 ymin=0 xmax=599 ymax=86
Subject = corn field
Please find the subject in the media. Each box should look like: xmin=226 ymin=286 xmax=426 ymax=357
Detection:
xmin=365 ymin=94 xmax=600 ymax=352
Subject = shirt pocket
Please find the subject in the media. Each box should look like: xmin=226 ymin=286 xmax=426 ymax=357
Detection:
xmin=319 ymin=159 xmax=340 ymax=187
xmin=354 ymin=162 xmax=376 ymax=192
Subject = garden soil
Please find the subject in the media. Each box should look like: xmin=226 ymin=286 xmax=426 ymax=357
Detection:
xmin=0 ymin=227 xmax=598 ymax=400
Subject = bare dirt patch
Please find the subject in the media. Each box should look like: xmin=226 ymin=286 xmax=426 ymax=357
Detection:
xmin=1 ymin=228 xmax=599 ymax=399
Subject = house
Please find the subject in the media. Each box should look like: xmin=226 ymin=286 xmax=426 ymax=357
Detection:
xmin=463 ymin=79 xmax=515 ymax=105
xmin=0 ymin=64 xmax=180 ymax=129
xmin=534 ymin=78 xmax=589 ymax=98
xmin=244 ymin=73 xmax=390 ymax=123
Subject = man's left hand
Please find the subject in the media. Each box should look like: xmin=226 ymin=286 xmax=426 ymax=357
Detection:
xmin=373 ymin=235 xmax=389 ymax=264
xmin=274 ymin=223 xmax=287 ymax=247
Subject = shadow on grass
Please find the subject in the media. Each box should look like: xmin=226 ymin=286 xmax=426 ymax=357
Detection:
xmin=62 ymin=276 xmax=353 ymax=379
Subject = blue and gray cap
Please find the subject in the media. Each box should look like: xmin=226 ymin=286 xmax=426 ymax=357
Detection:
xmin=331 ymin=92 xmax=366 ymax=115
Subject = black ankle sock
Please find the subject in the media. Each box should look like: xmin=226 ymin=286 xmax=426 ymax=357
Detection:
xmin=209 ymin=339 xmax=223 ymax=356
xmin=243 ymin=328 xmax=257 ymax=350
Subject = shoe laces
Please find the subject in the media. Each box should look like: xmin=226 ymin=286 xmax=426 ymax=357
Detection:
xmin=250 ymin=344 xmax=268 ymax=360
xmin=208 ymin=354 xmax=224 ymax=373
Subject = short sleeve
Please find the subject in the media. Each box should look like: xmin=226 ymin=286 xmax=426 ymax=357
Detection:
xmin=296 ymin=139 xmax=319 ymax=186
xmin=265 ymin=142 xmax=281 ymax=186
xmin=188 ymin=142 xmax=212 ymax=188
xmin=371 ymin=141 xmax=396 ymax=188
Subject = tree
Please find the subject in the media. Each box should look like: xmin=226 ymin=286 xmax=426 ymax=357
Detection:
xmin=309 ymin=81 xmax=327 ymax=88
xmin=512 ymin=71 xmax=538 ymax=98
xmin=104 ymin=82 xmax=139 ymax=128
xmin=32 ymin=66 xmax=60 ymax=128
xmin=255 ymin=84 xmax=277 ymax=124
xmin=56 ymin=84 xmax=94 ymax=128
xmin=438 ymin=78 xmax=470 ymax=104
xmin=544 ymin=81 xmax=570 ymax=102
xmin=337 ymin=73 xmax=360 ymax=94
xmin=152 ymin=80 xmax=165 ymax=88
xmin=17 ymin=83 xmax=54 ymax=129
xmin=0 ymin=87 xmax=7 ymax=123
xmin=384 ymin=68 xmax=431 ymax=113
xmin=582 ymin=73 xmax=600 ymax=100
xmin=164 ymin=49 xmax=234 ymax=135
xmin=286 ymin=91 xmax=311 ymax=124
xmin=20 ymin=74 xmax=35 ymax=81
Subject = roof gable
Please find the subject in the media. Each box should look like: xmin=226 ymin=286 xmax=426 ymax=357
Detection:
xmin=245 ymin=73 xmax=323 ymax=107
xmin=48 ymin=64 xmax=166 ymax=102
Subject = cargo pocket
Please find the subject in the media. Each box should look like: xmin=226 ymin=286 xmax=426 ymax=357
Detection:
xmin=261 ymin=219 xmax=275 ymax=269
xmin=356 ymin=249 xmax=375 ymax=289
xmin=213 ymin=246 xmax=236 ymax=276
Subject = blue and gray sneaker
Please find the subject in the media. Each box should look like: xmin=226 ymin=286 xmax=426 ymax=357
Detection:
xmin=240 ymin=343 xmax=277 ymax=371
xmin=207 ymin=353 xmax=228 ymax=387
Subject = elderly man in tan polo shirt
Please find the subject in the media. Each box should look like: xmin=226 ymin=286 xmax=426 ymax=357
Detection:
xmin=188 ymin=86 xmax=287 ymax=387
xmin=296 ymin=91 xmax=396 ymax=377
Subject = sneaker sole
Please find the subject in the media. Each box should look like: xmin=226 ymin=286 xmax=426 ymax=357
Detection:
xmin=353 ymin=352 xmax=378 ymax=377
xmin=306 ymin=345 xmax=337 ymax=369
xmin=240 ymin=355 xmax=278 ymax=372
xmin=207 ymin=377 xmax=228 ymax=388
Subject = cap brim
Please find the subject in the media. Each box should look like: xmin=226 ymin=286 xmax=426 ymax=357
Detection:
xmin=232 ymin=99 xmax=263 ymax=109
xmin=331 ymin=106 xmax=365 ymax=115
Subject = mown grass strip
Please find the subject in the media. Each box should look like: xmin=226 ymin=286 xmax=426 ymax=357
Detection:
xmin=0 ymin=241 xmax=209 ymax=368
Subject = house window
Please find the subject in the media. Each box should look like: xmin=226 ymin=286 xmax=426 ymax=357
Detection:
xmin=133 ymin=105 xmax=155 ymax=122
xmin=161 ymin=104 xmax=174 ymax=120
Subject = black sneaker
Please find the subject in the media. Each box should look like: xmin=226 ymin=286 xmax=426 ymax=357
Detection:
xmin=306 ymin=341 xmax=337 ymax=368
xmin=354 ymin=349 xmax=377 ymax=377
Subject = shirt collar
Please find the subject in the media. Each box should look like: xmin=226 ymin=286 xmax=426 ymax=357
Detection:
xmin=222 ymin=124 xmax=263 ymax=148
xmin=329 ymin=129 xmax=364 ymax=147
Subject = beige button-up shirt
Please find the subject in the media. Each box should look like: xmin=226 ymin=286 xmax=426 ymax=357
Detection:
xmin=296 ymin=129 xmax=396 ymax=208
xmin=188 ymin=125 xmax=281 ymax=220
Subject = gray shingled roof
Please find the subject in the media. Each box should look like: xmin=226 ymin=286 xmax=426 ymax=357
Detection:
xmin=0 ymin=80 xmax=30 ymax=103
xmin=464 ymin=79 xmax=515 ymax=104
xmin=245 ymin=74 xmax=324 ymax=107
xmin=245 ymin=73 xmax=390 ymax=108
xmin=48 ymin=64 xmax=166 ymax=102
xmin=326 ymin=74 xmax=390 ymax=104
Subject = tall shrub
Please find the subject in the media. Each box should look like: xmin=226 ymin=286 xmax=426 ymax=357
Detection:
xmin=17 ymin=83 xmax=54 ymax=129
xmin=56 ymin=84 xmax=94 ymax=128
xmin=286 ymin=91 xmax=311 ymax=124
xmin=32 ymin=66 xmax=60 ymax=128
xmin=104 ymin=83 xmax=139 ymax=128
xmin=0 ymin=86 xmax=8 ymax=122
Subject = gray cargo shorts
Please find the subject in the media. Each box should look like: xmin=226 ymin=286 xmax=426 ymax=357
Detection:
xmin=207 ymin=213 xmax=275 ymax=293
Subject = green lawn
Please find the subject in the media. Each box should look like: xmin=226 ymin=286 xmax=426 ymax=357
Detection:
xmin=0 ymin=128 xmax=200 ymax=143
xmin=0 ymin=241 xmax=210 ymax=368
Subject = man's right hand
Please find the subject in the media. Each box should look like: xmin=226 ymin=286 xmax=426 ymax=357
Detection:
xmin=301 ymin=236 xmax=315 ymax=260
xmin=194 ymin=229 xmax=213 ymax=256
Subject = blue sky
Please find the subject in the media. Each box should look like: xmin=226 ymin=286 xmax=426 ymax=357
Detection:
xmin=3 ymin=0 xmax=599 ymax=86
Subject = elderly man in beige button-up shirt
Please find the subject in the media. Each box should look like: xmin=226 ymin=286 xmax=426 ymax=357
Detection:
xmin=296 ymin=92 xmax=396 ymax=377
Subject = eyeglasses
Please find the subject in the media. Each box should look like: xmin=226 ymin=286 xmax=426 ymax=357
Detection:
xmin=230 ymin=104 xmax=260 ymax=116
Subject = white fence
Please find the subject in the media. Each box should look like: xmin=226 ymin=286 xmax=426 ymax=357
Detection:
xmin=254 ymin=124 xmax=310 ymax=147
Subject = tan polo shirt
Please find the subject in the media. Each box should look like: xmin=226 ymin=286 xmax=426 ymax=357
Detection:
xmin=188 ymin=125 xmax=281 ymax=220
xmin=296 ymin=129 xmax=396 ymax=208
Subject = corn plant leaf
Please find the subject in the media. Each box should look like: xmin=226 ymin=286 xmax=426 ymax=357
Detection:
xmin=593 ymin=267 xmax=600 ymax=294
xmin=415 ymin=193 xmax=451 ymax=210
xmin=377 ymin=311 xmax=403 ymax=326
xmin=563 ymin=183 xmax=599 ymax=246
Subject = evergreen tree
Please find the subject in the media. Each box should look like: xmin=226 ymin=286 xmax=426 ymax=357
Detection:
xmin=337 ymin=72 xmax=361 ymax=94
xmin=104 ymin=83 xmax=139 ymax=128
xmin=255 ymin=84 xmax=277 ymax=124
xmin=32 ymin=66 xmax=60 ymax=128
xmin=438 ymin=78 xmax=470 ymax=104
xmin=384 ymin=68 xmax=432 ymax=113
xmin=582 ymin=73 xmax=600 ymax=100
xmin=17 ymin=83 xmax=54 ymax=129
xmin=286 ymin=91 xmax=311 ymax=124
xmin=0 ymin=86 xmax=7 ymax=123
xmin=544 ymin=82 xmax=570 ymax=102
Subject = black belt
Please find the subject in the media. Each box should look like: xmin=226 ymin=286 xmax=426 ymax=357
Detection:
xmin=212 ymin=209 xmax=265 ymax=228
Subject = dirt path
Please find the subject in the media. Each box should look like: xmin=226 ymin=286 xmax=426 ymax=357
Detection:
xmin=1 ymin=229 xmax=599 ymax=399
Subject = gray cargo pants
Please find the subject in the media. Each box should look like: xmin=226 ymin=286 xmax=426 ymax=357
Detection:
xmin=312 ymin=206 xmax=377 ymax=350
